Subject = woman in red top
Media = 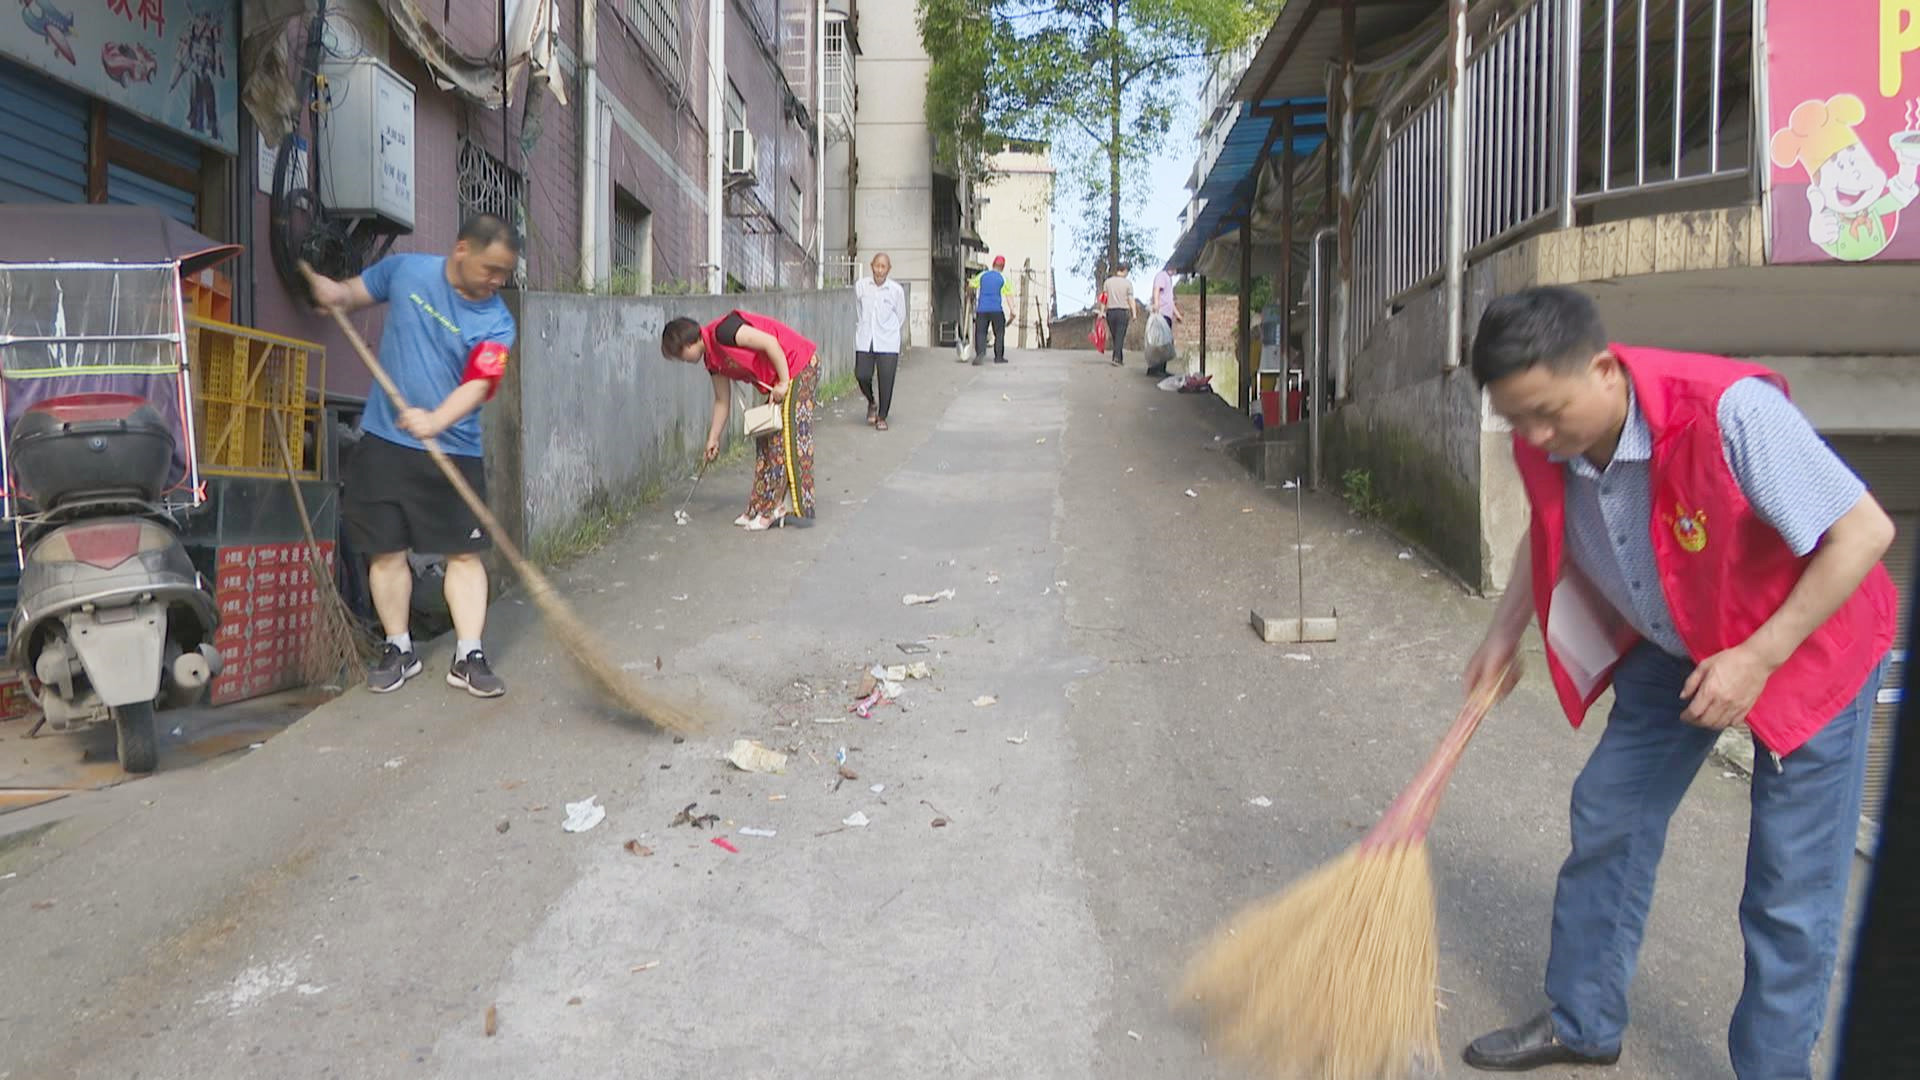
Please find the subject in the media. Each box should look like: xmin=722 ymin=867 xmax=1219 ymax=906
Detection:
xmin=661 ymin=311 xmax=818 ymax=529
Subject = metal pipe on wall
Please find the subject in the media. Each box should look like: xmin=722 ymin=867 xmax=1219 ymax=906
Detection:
xmin=578 ymin=0 xmax=600 ymax=288
xmin=1333 ymin=0 xmax=1356 ymax=404
xmin=1559 ymin=0 xmax=1581 ymax=226
xmin=1443 ymin=0 xmax=1468 ymax=369
xmin=707 ymin=0 xmax=726 ymax=294
xmin=1308 ymin=226 xmax=1335 ymax=490
xmin=814 ymin=0 xmax=826 ymax=289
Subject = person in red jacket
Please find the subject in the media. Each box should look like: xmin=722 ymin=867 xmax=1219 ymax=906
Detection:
xmin=661 ymin=311 xmax=818 ymax=530
xmin=1460 ymin=287 xmax=1897 ymax=1078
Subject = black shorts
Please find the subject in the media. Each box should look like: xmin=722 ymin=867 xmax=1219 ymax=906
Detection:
xmin=343 ymin=434 xmax=490 ymax=556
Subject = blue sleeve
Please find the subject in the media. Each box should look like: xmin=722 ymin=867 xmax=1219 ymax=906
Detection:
xmin=1719 ymin=377 xmax=1866 ymax=557
xmin=483 ymin=305 xmax=516 ymax=348
xmin=359 ymin=255 xmax=402 ymax=303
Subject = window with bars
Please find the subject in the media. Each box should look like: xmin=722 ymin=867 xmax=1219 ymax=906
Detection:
xmin=784 ymin=178 xmax=803 ymax=241
xmin=725 ymin=78 xmax=746 ymax=133
xmin=612 ymin=190 xmax=653 ymax=294
xmin=457 ymin=137 xmax=527 ymax=285
xmin=626 ymin=0 xmax=681 ymax=68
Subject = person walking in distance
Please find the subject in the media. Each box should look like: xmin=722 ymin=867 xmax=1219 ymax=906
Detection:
xmin=1147 ymin=261 xmax=1182 ymax=377
xmin=970 ymin=255 xmax=1011 ymax=364
xmin=1101 ymin=261 xmax=1140 ymax=367
xmin=854 ymin=252 xmax=907 ymax=431
xmin=305 ymin=215 xmax=521 ymax=698
xmin=1460 ymin=287 xmax=1897 ymax=1078
xmin=659 ymin=310 xmax=820 ymax=530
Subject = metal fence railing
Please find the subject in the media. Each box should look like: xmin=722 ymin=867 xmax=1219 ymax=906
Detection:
xmin=1344 ymin=0 xmax=1755 ymax=360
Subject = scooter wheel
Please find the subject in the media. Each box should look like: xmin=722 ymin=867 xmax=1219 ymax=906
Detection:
xmin=114 ymin=701 xmax=159 ymax=775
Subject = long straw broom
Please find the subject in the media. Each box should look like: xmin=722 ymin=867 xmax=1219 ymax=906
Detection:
xmin=269 ymin=407 xmax=381 ymax=688
xmin=1179 ymin=661 xmax=1517 ymax=1079
xmin=302 ymin=265 xmax=700 ymax=735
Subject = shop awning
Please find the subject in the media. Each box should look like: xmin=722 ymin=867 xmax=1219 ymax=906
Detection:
xmin=0 ymin=205 xmax=240 ymax=277
xmin=1167 ymin=101 xmax=1326 ymax=274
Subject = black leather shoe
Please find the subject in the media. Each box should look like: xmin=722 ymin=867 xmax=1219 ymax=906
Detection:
xmin=1463 ymin=1012 xmax=1620 ymax=1071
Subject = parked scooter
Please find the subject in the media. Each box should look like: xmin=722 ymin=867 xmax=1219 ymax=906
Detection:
xmin=7 ymin=393 xmax=220 ymax=773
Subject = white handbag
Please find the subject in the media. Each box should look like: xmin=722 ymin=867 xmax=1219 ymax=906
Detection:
xmin=738 ymin=383 xmax=782 ymax=438
xmin=743 ymin=400 xmax=782 ymax=437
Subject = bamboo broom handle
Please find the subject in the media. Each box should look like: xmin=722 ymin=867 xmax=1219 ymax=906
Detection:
xmin=1362 ymin=656 xmax=1517 ymax=849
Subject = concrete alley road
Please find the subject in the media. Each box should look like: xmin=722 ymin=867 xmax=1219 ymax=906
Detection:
xmin=0 ymin=348 xmax=1838 ymax=1079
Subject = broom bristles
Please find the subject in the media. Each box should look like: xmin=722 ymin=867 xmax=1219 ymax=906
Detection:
xmin=1180 ymin=840 xmax=1440 ymax=1080
xmin=522 ymin=573 xmax=703 ymax=736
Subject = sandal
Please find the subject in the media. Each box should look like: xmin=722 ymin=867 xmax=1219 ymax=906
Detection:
xmin=866 ymin=406 xmax=878 ymax=425
xmin=875 ymin=419 xmax=889 ymax=432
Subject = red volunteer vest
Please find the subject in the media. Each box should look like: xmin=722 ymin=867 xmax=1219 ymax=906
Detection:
xmin=701 ymin=311 xmax=817 ymax=390
xmin=1514 ymin=345 xmax=1897 ymax=757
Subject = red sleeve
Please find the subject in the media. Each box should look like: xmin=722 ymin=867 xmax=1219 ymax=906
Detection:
xmin=462 ymin=341 xmax=511 ymax=401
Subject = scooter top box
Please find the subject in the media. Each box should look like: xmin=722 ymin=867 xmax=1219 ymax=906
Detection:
xmin=9 ymin=393 xmax=173 ymax=508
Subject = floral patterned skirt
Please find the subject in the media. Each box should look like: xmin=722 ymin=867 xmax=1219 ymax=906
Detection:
xmin=748 ymin=361 xmax=817 ymax=520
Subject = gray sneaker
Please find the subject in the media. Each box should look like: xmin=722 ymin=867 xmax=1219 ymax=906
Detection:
xmin=369 ymin=644 xmax=423 ymax=693
xmin=448 ymin=650 xmax=506 ymax=698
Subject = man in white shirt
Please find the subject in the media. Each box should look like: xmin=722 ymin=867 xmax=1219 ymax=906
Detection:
xmin=853 ymin=252 xmax=908 ymax=430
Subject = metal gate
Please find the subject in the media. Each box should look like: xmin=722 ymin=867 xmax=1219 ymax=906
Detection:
xmin=1828 ymin=435 xmax=1918 ymax=836
xmin=0 ymin=60 xmax=88 ymax=204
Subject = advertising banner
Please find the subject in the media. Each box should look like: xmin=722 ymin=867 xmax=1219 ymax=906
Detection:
xmin=1 ymin=0 xmax=239 ymax=153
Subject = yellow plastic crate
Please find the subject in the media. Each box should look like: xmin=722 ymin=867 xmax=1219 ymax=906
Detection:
xmin=186 ymin=318 xmax=325 ymax=477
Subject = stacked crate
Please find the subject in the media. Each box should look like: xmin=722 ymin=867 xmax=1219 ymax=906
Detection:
xmin=185 ymin=318 xmax=324 ymax=477
xmin=211 ymin=541 xmax=336 ymax=705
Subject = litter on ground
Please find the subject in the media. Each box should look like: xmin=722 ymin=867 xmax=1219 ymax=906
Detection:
xmin=842 ymin=811 xmax=871 ymax=828
xmin=710 ymin=837 xmax=740 ymax=853
xmin=737 ymin=827 xmax=778 ymax=838
xmin=902 ymin=588 xmax=957 ymax=606
xmin=972 ymin=695 xmax=998 ymax=708
xmin=562 ymin=796 xmax=606 ymax=833
xmin=1007 ymin=731 xmax=1029 ymax=745
xmin=726 ymin=740 xmax=788 ymax=774
xmin=1250 ymin=796 xmax=1274 ymax=808
xmin=670 ymin=803 xmax=721 ymax=829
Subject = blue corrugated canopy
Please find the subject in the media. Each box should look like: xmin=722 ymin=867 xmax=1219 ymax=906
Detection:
xmin=1168 ymin=98 xmax=1326 ymax=274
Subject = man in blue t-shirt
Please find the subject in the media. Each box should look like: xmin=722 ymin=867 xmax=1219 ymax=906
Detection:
xmin=969 ymin=255 xmax=1011 ymax=365
xmin=306 ymin=215 xmax=519 ymax=699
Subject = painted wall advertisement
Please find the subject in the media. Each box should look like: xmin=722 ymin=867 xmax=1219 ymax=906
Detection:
xmin=1768 ymin=0 xmax=1920 ymax=262
xmin=2 ymin=0 xmax=238 ymax=153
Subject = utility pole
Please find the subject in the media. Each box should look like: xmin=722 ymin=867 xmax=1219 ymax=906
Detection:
xmin=1018 ymin=259 xmax=1032 ymax=349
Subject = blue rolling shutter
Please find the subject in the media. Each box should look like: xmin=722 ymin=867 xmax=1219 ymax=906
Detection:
xmin=106 ymin=111 xmax=199 ymax=225
xmin=0 ymin=58 xmax=88 ymax=205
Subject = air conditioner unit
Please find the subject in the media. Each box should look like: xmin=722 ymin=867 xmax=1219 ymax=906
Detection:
xmin=726 ymin=128 xmax=757 ymax=177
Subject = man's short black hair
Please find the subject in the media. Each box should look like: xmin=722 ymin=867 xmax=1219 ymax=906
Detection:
xmin=458 ymin=214 xmax=523 ymax=255
xmin=660 ymin=316 xmax=702 ymax=358
xmin=1470 ymin=286 xmax=1609 ymax=387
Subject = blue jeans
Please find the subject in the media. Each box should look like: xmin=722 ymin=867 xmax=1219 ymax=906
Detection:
xmin=1545 ymin=643 xmax=1885 ymax=1079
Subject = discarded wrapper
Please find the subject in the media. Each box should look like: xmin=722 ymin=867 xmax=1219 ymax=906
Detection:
xmin=1250 ymin=796 xmax=1274 ymax=808
xmin=563 ymin=796 xmax=606 ymax=833
xmin=972 ymin=695 xmax=998 ymax=708
xmin=738 ymin=827 xmax=778 ymax=838
xmin=842 ymin=811 xmax=871 ymax=828
xmin=725 ymin=740 xmax=789 ymax=774
xmin=902 ymin=588 xmax=956 ymax=606
xmin=711 ymin=837 xmax=740 ymax=853
xmin=672 ymin=509 xmax=690 ymax=526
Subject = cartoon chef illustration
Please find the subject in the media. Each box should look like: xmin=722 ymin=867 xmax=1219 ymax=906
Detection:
xmin=1770 ymin=93 xmax=1920 ymax=261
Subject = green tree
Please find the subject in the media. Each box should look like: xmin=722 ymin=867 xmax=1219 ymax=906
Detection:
xmin=920 ymin=0 xmax=1277 ymax=280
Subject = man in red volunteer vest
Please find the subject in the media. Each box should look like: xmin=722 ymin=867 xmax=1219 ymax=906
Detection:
xmin=1460 ymin=287 xmax=1897 ymax=1077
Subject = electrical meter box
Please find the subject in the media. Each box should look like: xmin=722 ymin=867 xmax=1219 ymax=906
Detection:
xmin=317 ymin=58 xmax=416 ymax=231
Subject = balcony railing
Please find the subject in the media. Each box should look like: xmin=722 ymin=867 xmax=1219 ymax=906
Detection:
xmin=1345 ymin=0 xmax=1755 ymax=360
